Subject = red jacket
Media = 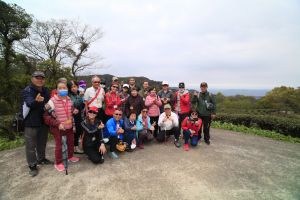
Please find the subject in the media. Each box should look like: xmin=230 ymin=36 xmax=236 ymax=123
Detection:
xmin=181 ymin=117 xmax=202 ymax=135
xmin=105 ymin=92 xmax=122 ymax=116
xmin=174 ymin=91 xmax=190 ymax=114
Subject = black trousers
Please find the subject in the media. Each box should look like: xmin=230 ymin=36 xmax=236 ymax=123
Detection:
xmin=150 ymin=116 xmax=159 ymax=137
xmin=104 ymin=135 xmax=118 ymax=153
xmin=74 ymin=125 xmax=82 ymax=146
xmin=178 ymin=113 xmax=189 ymax=134
xmin=198 ymin=116 xmax=211 ymax=142
xmin=83 ymin=143 xmax=104 ymax=164
xmin=156 ymin=127 xmax=180 ymax=141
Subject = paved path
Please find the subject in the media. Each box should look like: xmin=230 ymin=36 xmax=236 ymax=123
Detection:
xmin=0 ymin=128 xmax=300 ymax=200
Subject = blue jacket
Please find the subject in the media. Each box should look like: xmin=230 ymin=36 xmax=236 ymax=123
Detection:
xmin=103 ymin=117 xmax=123 ymax=140
xmin=21 ymin=83 xmax=49 ymax=127
xmin=136 ymin=115 xmax=152 ymax=132
xmin=123 ymin=116 xmax=137 ymax=139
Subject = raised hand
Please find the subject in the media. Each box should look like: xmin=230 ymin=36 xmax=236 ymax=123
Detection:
xmin=35 ymin=93 xmax=44 ymax=102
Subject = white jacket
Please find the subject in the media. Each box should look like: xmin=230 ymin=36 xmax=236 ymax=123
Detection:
xmin=158 ymin=112 xmax=179 ymax=131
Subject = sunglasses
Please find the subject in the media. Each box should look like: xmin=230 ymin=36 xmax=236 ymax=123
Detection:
xmin=88 ymin=110 xmax=98 ymax=114
xmin=162 ymin=85 xmax=168 ymax=87
xmin=93 ymin=82 xmax=100 ymax=84
xmin=112 ymin=86 xmax=118 ymax=88
xmin=115 ymin=113 xmax=122 ymax=116
xmin=191 ymin=113 xmax=198 ymax=116
xmin=179 ymin=87 xmax=184 ymax=89
xmin=142 ymin=110 xmax=148 ymax=113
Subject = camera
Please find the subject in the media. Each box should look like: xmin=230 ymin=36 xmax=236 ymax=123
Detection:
xmin=190 ymin=117 xmax=198 ymax=121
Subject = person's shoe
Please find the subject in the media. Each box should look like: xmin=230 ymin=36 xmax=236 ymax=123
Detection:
xmin=68 ymin=157 xmax=79 ymax=162
xmin=29 ymin=164 xmax=38 ymax=176
xmin=74 ymin=146 xmax=84 ymax=154
xmin=108 ymin=152 xmax=119 ymax=158
xmin=174 ymin=140 xmax=180 ymax=148
xmin=184 ymin=144 xmax=189 ymax=151
xmin=126 ymin=148 xmax=133 ymax=152
xmin=137 ymin=142 xmax=144 ymax=149
xmin=54 ymin=164 xmax=65 ymax=171
xmin=37 ymin=158 xmax=54 ymax=165
xmin=205 ymin=140 xmax=210 ymax=145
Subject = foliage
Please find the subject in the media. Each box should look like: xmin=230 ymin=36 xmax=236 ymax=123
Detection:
xmin=211 ymin=121 xmax=300 ymax=143
xmin=213 ymin=113 xmax=300 ymax=138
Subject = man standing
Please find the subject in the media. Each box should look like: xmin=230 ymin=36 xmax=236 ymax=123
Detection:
xmin=84 ymin=76 xmax=106 ymax=121
xmin=157 ymin=81 xmax=174 ymax=113
xmin=128 ymin=77 xmax=140 ymax=94
xmin=157 ymin=104 xmax=180 ymax=148
xmin=138 ymin=81 xmax=150 ymax=101
xmin=21 ymin=71 xmax=53 ymax=176
xmin=192 ymin=82 xmax=216 ymax=145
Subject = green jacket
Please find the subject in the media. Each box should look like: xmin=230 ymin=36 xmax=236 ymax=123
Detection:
xmin=192 ymin=91 xmax=217 ymax=116
xmin=138 ymin=88 xmax=149 ymax=99
xmin=69 ymin=93 xmax=84 ymax=108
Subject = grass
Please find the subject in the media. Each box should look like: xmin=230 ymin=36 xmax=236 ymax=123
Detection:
xmin=0 ymin=133 xmax=54 ymax=151
xmin=211 ymin=121 xmax=300 ymax=144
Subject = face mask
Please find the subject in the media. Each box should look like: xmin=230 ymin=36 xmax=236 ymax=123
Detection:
xmin=179 ymin=89 xmax=184 ymax=93
xmin=59 ymin=90 xmax=68 ymax=96
xmin=100 ymin=84 xmax=105 ymax=88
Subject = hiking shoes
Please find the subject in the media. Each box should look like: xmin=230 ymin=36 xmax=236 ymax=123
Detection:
xmin=137 ymin=142 xmax=144 ymax=149
xmin=55 ymin=164 xmax=65 ymax=171
xmin=29 ymin=164 xmax=38 ymax=176
xmin=184 ymin=144 xmax=189 ymax=151
xmin=37 ymin=158 xmax=54 ymax=165
xmin=68 ymin=157 xmax=79 ymax=162
xmin=174 ymin=140 xmax=180 ymax=148
xmin=108 ymin=152 xmax=119 ymax=159
xmin=205 ymin=141 xmax=210 ymax=145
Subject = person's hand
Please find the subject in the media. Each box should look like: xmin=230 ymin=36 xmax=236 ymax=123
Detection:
xmin=99 ymin=143 xmax=106 ymax=154
xmin=79 ymin=90 xmax=84 ymax=96
xmin=179 ymin=93 xmax=183 ymax=98
xmin=195 ymin=120 xmax=199 ymax=126
xmin=73 ymin=109 xmax=79 ymax=115
xmin=211 ymin=114 xmax=216 ymax=119
xmin=131 ymin=125 xmax=137 ymax=130
xmin=190 ymin=133 xmax=194 ymax=137
xmin=58 ymin=124 xmax=65 ymax=131
xmin=113 ymin=99 xmax=117 ymax=102
xmin=166 ymin=98 xmax=170 ymax=102
xmin=35 ymin=93 xmax=44 ymax=102
xmin=150 ymin=126 xmax=155 ymax=131
xmin=174 ymin=107 xmax=177 ymax=112
xmin=102 ymin=90 xmax=105 ymax=96
xmin=194 ymin=91 xmax=198 ymax=96
xmin=121 ymin=81 xmax=124 ymax=85
xmin=118 ymin=128 xmax=124 ymax=134
xmin=153 ymin=97 xmax=156 ymax=101
xmin=142 ymin=122 xmax=146 ymax=127
xmin=169 ymin=116 xmax=174 ymax=122
xmin=144 ymin=91 xmax=148 ymax=96
xmin=98 ymin=122 xmax=104 ymax=129
xmin=132 ymin=138 xmax=136 ymax=144
xmin=152 ymin=121 xmax=156 ymax=126
xmin=121 ymin=98 xmax=126 ymax=102
xmin=162 ymin=116 xmax=168 ymax=122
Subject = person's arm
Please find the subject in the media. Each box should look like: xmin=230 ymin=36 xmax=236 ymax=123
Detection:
xmin=136 ymin=118 xmax=144 ymax=132
xmin=21 ymin=89 xmax=42 ymax=109
xmin=156 ymin=96 xmax=162 ymax=106
xmin=70 ymin=94 xmax=83 ymax=108
xmin=145 ymin=95 xmax=154 ymax=107
xmin=116 ymin=95 xmax=122 ymax=106
xmin=123 ymin=118 xmax=132 ymax=132
xmin=105 ymin=93 xmax=114 ymax=108
xmin=107 ymin=120 xmax=118 ymax=136
xmin=81 ymin=120 xmax=99 ymax=135
xmin=194 ymin=118 xmax=202 ymax=133
xmin=191 ymin=94 xmax=199 ymax=103
xmin=169 ymin=91 xmax=175 ymax=104
xmin=158 ymin=114 xmax=164 ymax=127
xmin=125 ymin=97 xmax=130 ymax=116
xmin=181 ymin=117 xmax=189 ymax=131
xmin=181 ymin=93 xmax=190 ymax=104
xmin=43 ymin=112 xmax=60 ymax=127
xmin=172 ymin=113 xmax=179 ymax=127
xmin=173 ymin=92 xmax=178 ymax=108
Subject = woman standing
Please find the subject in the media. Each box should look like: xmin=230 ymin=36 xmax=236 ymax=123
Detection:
xmin=104 ymin=83 xmax=122 ymax=124
xmin=182 ymin=108 xmax=202 ymax=151
xmin=81 ymin=107 xmax=106 ymax=164
xmin=67 ymin=80 xmax=84 ymax=154
xmin=145 ymin=86 xmax=162 ymax=138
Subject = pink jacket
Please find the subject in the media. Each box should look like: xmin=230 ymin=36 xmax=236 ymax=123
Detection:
xmin=145 ymin=95 xmax=162 ymax=117
xmin=52 ymin=95 xmax=73 ymax=129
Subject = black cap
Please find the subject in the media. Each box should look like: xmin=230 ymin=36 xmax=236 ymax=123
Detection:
xmin=200 ymin=82 xmax=208 ymax=87
xmin=32 ymin=71 xmax=45 ymax=78
xmin=179 ymin=82 xmax=185 ymax=88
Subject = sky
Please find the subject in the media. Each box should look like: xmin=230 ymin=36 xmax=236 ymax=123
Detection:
xmin=5 ymin=0 xmax=300 ymax=90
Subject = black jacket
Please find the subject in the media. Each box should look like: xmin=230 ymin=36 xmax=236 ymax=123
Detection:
xmin=81 ymin=118 xmax=104 ymax=148
xmin=21 ymin=83 xmax=49 ymax=127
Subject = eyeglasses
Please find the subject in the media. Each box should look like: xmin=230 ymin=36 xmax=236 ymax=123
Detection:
xmin=88 ymin=111 xmax=98 ymax=114
xmin=191 ymin=113 xmax=198 ymax=116
xmin=115 ymin=113 xmax=122 ymax=116
xmin=112 ymin=86 xmax=118 ymax=88
xmin=93 ymin=82 xmax=100 ymax=84
xmin=142 ymin=111 xmax=148 ymax=113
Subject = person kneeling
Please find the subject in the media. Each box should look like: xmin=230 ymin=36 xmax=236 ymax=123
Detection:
xmin=123 ymin=111 xmax=138 ymax=152
xmin=157 ymin=104 xmax=180 ymax=148
xmin=182 ymin=108 xmax=202 ymax=151
xmin=103 ymin=108 xmax=124 ymax=158
xmin=81 ymin=107 xmax=106 ymax=164
xmin=136 ymin=106 xmax=155 ymax=149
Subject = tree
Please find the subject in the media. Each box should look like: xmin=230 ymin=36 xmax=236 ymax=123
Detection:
xmin=0 ymin=2 xmax=33 ymax=114
xmin=19 ymin=18 xmax=106 ymax=80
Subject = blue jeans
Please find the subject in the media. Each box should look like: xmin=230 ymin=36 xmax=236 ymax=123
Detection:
xmin=123 ymin=131 xmax=136 ymax=146
xmin=183 ymin=130 xmax=198 ymax=146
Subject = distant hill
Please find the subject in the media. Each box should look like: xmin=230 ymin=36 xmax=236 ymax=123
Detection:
xmin=77 ymin=74 xmax=269 ymax=97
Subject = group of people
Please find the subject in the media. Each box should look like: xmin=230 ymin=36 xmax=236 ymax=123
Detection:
xmin=21 ymin=71 xmax=217 ymax=176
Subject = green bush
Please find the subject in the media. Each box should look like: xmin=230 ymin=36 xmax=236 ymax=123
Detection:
xmin=214 ymin=113 xmax=300 ymax=138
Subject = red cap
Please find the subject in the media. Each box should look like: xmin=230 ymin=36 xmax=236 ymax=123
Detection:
xmin=89 ymin=106 xmax=98 ymax=112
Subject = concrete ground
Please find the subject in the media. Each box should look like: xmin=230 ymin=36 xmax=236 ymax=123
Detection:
xmin=0 ymin=128 xmax=299 ymax=200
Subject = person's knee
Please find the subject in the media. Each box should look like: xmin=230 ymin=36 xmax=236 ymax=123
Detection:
xmin=191 ymin=141 xmax=197 ymax=146
xmin=92 ymin=157 xmax=104 ymax=164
